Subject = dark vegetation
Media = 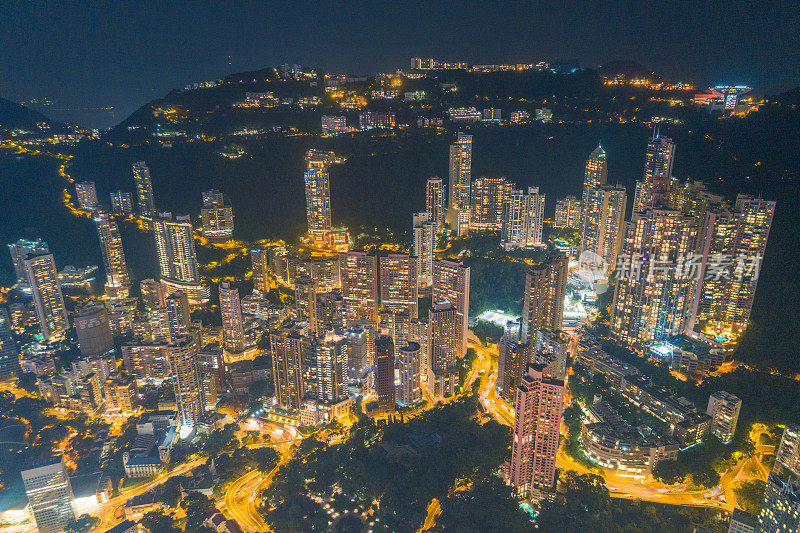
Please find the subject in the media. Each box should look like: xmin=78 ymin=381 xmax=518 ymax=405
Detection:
xmin=261 ymin=396 xmax=511 ymax=532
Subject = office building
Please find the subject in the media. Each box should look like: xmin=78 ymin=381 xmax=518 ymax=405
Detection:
xmin=688 ymin=195 xmax=775 ymax=342
xmin=200 ymin=190 xmax=234 ymax=240
xmin=758 ymin=473 xmax=800 ymax=533
xmin=339 ymin=251 xmax=379 ymax=323
xmin=413 ymin=211 xmax=436 ymax=287
xmin=580 ymin=185 xmax=627 ymax=271
xmin=775 ymin=425 xmax=800 ymax=477
xmin=432 ymin=259 xmax=470 ymax=356
xmin=21 ymin=457 xmax=76 ymax=533
xmin=0 ymin=308 xmax=20 ymax=379
xmin=75 ymin=301 xmax=114 ymax=357
xmin=24 ymin=253 xmax=69 ymax=342
xmin=219 ymin=282 xmax=246 ymax=354
xmin=633 ymin=135 xmax=675 ymax=213
xmin=501 ymin=187 xmax=545 ymax=249
xmin=509 ymin=364 xmax=565 ymax=496
xmin=611 ymin=208 xmax=698 ymax=347
xmin=132 ymin=161 xmax=156 ymax=218
xmin=270 ymin=326 xmax=305 ymax=411
xmin=706 ymin=390 xmax=741 ymax=443
xmin=74 ymin=181 xmax=98 ymax=209
xmin=427 ymin=302 xmax=459 ymax=399
xmin=167 ymin=334 xmax=203 ymax=427
xmin=304 ymin=163 xmax=332 ymax=244
xmin=154 ymin=213 xmax=208 ymax=304
xmin=139 ymin=279 xmax=164 ymax=312
xmin=8 ymin=238 xmax=49 ymax=289
xmin=380 ymin=254 xmax=418 ymax=318
xmin=93 ymin=208 xmax=131 ymax=298
xmin=426 ymin=177 xmax=445 ymax=231
xmin=553 ymin=195 xmax=581 ymax=229
xmin=520 ymin=252 xmax=568 ymax=343
xmin=497 ymin=333 xmax=532 ymax=403
xmin=375 ymin=334 xmax=395 ymax=413
xmin=470 ymin=176 xmax=512 ymax=230
xmin=446 ymin=132 xmax=472 ymax=235
xmin=581 ymin=145 xmax=608 ymax=222
xmin=110 ymin=190 xmax=134 ymax=215
xmin=398 ymin=342 xmax=421 ymax=405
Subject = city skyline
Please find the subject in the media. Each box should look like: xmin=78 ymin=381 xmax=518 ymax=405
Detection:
xmin=0 ymin=26 xmax=796 ymax=532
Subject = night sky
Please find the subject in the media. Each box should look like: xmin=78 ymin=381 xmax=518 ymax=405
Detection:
xmin=2 ymin=1 xmax=798 ymax=128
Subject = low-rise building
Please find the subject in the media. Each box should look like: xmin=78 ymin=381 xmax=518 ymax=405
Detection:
xmin=581 ymin=400 xmax=678 ymax=476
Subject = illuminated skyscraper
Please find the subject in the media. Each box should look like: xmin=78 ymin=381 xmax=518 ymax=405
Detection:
xmin=520 ymin=252 xmax=568 ymax=343
xmin=633 ymin=134 xmax=675 ymax=213
xmin=580 ymin=185 xmax=627 ymax=271
xmin=21 ymin=457 xmax=76 ymax=533
xmin=339 ymin=251 xmax=379 ymax=323
xmin=74 ymin=181 xmax=98 ymax=209
xmin=250 ymin=249 xmax=271 ymax=294
xmin=470 ymin=176 xmax=512 ymax=230
xmin=167 ymin=334 xmax=203 ymax=427
xmin=413 ymin=212 xmax=436 ymax=287
xmin=164 ymin=291 xmax=190 ymax=341
xmin=93 ymin=208 xmax=131 ymax=298
xmin=375 ymin=334 xmax=395 ymax=412
xmin=509 ymin=363 xmax=565 ymax=496
xmin=219 ymin=282 xmax=246 ymax=354
xmin=425 ymin=177 xmax=445 ymax=231
xmin=304 ymin=163 xmax=331 ymax=244
xmin=270 ymin=325 xmax=305 ymax=411
xmin=397 ymin=342 xmax=421 ymax=405
xmin=501 ymin=187 xmax=545 ymax=250
xmin=446 ymin=132 xmax=472 ymax=235
xmin=553 ymin=195 xmax=581 ymax=229
xmin=380 ymin=254 xmax=418 ymax=318
xmin=200 ymin=190 xmax=234 ymax=240
xmin=775 ymin=425 xmax=800 ymax=477
xmin=0 ymin=308 xmax=20 ymax=379
xmin=581 ymin=145 xmax=608 ymax=223
xmin=497 ymin=333 xmax=532 ymax=403
xmin=110 ymin=190 xmax=134 ymax=215
xmin=132 ymin=161 xmax=156 ymax=218
xmin=758 ymin=473 xmax=800 ymax=533
xmin=24 ymin=253 xmax=68 ymax=342
xmin=8 ymin=238 xmax=49 ymax=289
xmin=611 ymin=208 xmax=698 ymax=347
xmin=154 ymin=213 xmax=209 ymax=304
xmin=432 ymin=259 xmax=470 ymax=356
xmin=427 ymin=302 xmax=459 ymax=399
xmin=294 ymin=276 xmax=318 ymax=334
xmin=687 ymin=195 xmax=775 ymax=341
xmin=313 ymin=333 xmax=347 ymax=404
